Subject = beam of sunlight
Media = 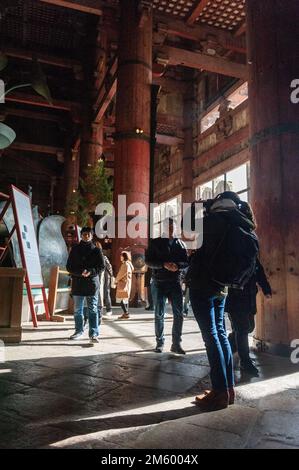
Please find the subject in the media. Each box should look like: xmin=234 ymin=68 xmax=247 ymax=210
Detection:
xmin=236 ymin=372 xmax=299 ymax=400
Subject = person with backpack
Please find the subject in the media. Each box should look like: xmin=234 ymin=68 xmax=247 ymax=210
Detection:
xmin=185 ymin=191 xmax=258 ymax=412
xmin=225 ymin=202 xmax=272 ymax=376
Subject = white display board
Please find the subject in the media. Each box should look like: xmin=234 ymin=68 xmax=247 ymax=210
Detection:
xmin=11 ymin=186 xmax=44 ymax=286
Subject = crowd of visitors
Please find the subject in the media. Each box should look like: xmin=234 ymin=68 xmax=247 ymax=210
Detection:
xmin=66 ymin=190 xmax=271 ymax=411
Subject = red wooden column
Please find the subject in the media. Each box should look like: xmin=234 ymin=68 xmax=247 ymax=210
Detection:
xmin=246 ymin=0 xmax=299 ymax=355
xmin=80 ymin=120 xmax=103 ymax=175
xmin=79 ymin=21 xmax=106 ymax=179
xmin=113 ymin=0 xmax=152 ymax=269
xmin=64 ymin=146 xmax=80 ymax=215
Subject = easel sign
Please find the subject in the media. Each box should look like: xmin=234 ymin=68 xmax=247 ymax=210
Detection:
xmin=0 ymin=185 xmax=50 ymax=327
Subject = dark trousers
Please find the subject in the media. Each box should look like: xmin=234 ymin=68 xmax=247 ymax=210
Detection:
xmin=98 ymin=280 xmax=112 ymax=312
xmin=190 ymin=289 xmax=234 ymax=392
xmin=147 ymin=283 xmax=154 ymax=309
xmin=120 ymin=300 xmax=128 ymax=314
xmin=154 ymin=281 xmax=183 ymax=347
xmin=228 ymin=311 xmax=255 ymax=364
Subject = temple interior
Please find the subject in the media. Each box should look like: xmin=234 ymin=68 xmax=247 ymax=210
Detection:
xmin=0 ymin=0 xmax=298 ymax=450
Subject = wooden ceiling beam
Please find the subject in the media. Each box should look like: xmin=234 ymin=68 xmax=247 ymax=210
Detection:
xmin=3 ymin=107 xmax=65 ymax=124
xmin=5 ymin=92 xmax=80 ymax=112
xmin=155 ymin=14 xmax=246 ymax=54
xmin=3 ymin=46 xmax=82 ymax=70
xmin=4 ymin=153 xmax=56 ymax=177
xmin=93 ymin=57 xmax=117 ymax=122
xmin=152 ymin=76 xmax=188 ymax=94
xmin=157 ymin=113 xmax=183 ymax=128
xmin=186 ymin=0 xmax=210 ymax=25
xmin=156 ymin=134 xmax=183 ymax=146
xmin=10 ymin=142 xmax=64 ymax=155
xmin=159 ymin=45 xmax=247 ymax=79
xmin=39 ymin=0 xmax=102 ymax=16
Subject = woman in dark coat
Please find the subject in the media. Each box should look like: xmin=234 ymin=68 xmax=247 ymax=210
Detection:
xmin=225 ymin=202 xmax=272 ymax=376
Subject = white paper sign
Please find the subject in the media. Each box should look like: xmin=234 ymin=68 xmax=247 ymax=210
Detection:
xmin=11 ymin=186 xmax=44 ymax=286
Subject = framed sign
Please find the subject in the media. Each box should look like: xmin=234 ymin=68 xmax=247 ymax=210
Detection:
xmin=11 ymin=186 xmax=44 ymax=286
xmin=0 ymin=186 xmax=50 ymax=327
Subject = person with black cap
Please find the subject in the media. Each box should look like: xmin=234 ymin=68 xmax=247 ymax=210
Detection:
xmin=186 ymin=191 xmax=258 ymax=412
xmin=67 ymin=226 xmax=105 ymax=343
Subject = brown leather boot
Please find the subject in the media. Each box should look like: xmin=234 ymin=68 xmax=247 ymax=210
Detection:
xmin=195 ymin=389 xmax=229 ymax=412
xmin=196 ymin=388 xmax=235 ymax=405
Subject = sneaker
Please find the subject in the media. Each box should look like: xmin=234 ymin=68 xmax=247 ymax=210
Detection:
xmin=145 ymin=306 xmax=154 ymax=311
xmin=240 ymin=361 xmax=259 ymax=376
xmin=170 ymin=344 xmax=186 ymax=355
xmin=69 ymin=332 xmax=83 ymax=340
xmin=118 ymin=313 xmax=130 ymax=320
xmin=154 ymin=345 xmax=164 ymax=353
xmin=90 ymin=336 xmax=100 ymax=344
xmin=102 ymin=311 xmax=113 ymax=318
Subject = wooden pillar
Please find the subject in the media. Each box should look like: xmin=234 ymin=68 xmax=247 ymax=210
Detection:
xmin=182 ymin=71 xmax=195 ymax=206
xmin=80 ymin=120 xmax=103 ymax=176
xmin=247 ymin=0 xmax=299 ymax=355
xmin=79 ymin=20 xmax=106 ymax=179
xmin=64 ymin=146 xmax=80 ymax=216
xmin=112 ymin=0 xmax=152 ymax=270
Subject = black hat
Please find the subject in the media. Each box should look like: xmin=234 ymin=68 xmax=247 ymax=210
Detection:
xmin=80 ymin=226 xmax=93 ymax=235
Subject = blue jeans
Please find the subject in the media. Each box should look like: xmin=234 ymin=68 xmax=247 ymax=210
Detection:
xmin=154 ymin=281 xmax=183 ymax=347
xmin=73 ymin=295 xmax=100 ymax=338
xmin=151 ymin=280 xmax=157 ymax=307
xmin=83 ymin=303 xmax=102 ymax=325
xmin=190 ymin=289 xmax=234 ymax=392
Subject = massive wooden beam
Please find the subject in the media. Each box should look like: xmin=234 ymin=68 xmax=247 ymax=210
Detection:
xmin=155 ymin=14 xmax=246 ymax=54
xmin=4 ymin=107 xmax=64 ymax=124
xmin=159 ymin=45 xmax=247 ymax=79
xmin=5 ymin=92 xmax=79 ymax=112
xmin=10 ymin=142 xmax=64 ymax=155
xmin=93 ymin=73 xmax=117 ymax=122
xmin=3 ymin=46 xmax=81 ymax=69
xmin=186 ymin=0 xmax=210 ymax=25
xmin=5 ymin=153 xmax=56 ymax=177
xmin=152 ymin=76 xmax=188 ymax=94
xmin=93 ymin=57 xmax=118 ymax=111
xmin=156 ymin=134 xmax=183 ymax=146
xmin=157 ymin=113 xmax=183 ymax=128
xmin=39 ymin=0 xmax=102 ymax=15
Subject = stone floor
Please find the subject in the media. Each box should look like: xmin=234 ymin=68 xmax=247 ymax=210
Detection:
xmin=0 ymin=307 xmax=299 ymax=449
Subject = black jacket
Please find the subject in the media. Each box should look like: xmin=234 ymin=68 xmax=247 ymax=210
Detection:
xmin=145 ymin=237 xmax=188 ymax=283
xmin=66 ymin=241 xmax=105 ymax=296
xmin=185 ymin=207 xmax=256 ymax=295
xmin=225 ymin=258 xmax=272 ymax=316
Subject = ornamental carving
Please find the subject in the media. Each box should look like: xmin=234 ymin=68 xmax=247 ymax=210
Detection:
xmin=160 ymin=148 xmax=171 ymax=177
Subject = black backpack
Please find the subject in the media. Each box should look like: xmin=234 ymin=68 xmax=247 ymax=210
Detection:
xmin=208 ymin=222 xmax=259 ymax=290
